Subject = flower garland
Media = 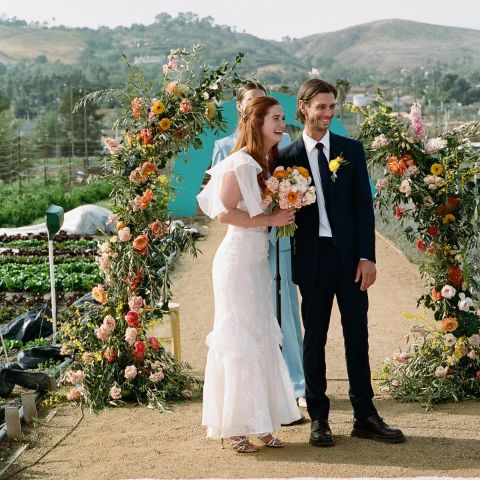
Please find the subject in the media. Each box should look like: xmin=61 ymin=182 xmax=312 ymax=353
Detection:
xmin=58 ymin=46 xmax=244 ymax=412
xmin=349 ymin=95 xmax=480 ymax=406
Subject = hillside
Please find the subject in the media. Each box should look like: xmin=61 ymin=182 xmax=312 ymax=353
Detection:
xmin=281 ymin=19 xmax=480 ymax=71
xmin=0 ymin=16 xmax=479 ymax=76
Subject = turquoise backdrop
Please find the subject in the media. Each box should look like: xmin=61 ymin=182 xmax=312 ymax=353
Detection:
xmin=168 ymin=92 xmax=349 ymax=217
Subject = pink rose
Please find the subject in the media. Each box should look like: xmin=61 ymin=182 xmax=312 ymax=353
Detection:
xmin=124 ymin=365 xmax=138 ymax=380
xmin=110 ymin=386 xmax=122 ymax=400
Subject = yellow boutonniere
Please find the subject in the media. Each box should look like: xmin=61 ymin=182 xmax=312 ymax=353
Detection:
xmin=328 ymin=155 xmax=348 ymax=182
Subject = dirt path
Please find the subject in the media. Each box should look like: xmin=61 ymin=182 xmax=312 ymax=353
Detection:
xmin=9 ymin=221 xmax=480 ymax=480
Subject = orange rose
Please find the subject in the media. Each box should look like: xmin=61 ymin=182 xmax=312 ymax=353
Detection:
xmin=92 ymin=284 xmax=108 ymax=304
xmin=431 ymin=288 xmax=442 ymax=302
xmin=149 ymin=220 xmax=169 ymax=237
xmin=296 ymin=166 xmax=309 ymax=178
xmin=141 ymin=161 xmax=157 ymax=177
xmin=133 ymin=235 xmax=149 ymax=254
xmin=400 ymin=153 xmax=415 ymax=167
xmin=140 ymin=189 xmax=154 ymax=209
xmin=273 ymin=170 xmax=289 ymax=179
xmin=441 ymin=317 xmax=458 ymax=332
xmin=287 ymin=191 xmax=299 ymax=205
xmin=386 ymin=156 xmax=407 ymax=176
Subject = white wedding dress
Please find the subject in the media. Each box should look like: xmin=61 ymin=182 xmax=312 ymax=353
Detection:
xmin=197 ymin=150 xmax=301 ymax=439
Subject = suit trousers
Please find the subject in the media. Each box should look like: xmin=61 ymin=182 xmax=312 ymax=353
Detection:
xmin=299 ymin=237 xmax=377 ymax=421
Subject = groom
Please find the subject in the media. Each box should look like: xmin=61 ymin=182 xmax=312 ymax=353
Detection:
xmin=278 ymin=79 xmax=405 ymax=445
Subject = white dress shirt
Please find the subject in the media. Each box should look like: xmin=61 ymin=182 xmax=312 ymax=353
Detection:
xmin=302 ymin=130 xmax=332 ymax=237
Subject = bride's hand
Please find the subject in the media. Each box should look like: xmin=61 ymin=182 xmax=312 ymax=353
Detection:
xmin=269 ymin=207 xmax=296 ymax=227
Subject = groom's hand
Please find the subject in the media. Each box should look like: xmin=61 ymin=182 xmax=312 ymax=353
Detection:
xmin=355 ymin=259 xmax=376 ymax=291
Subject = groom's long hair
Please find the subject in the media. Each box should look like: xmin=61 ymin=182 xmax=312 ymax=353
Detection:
xmin=232 ymin=96 xmax=279 ymax=188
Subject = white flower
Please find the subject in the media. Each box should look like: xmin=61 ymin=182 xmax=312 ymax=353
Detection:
xmin=425 ymin=137 xmax=447 ymax=155
xmin=468 ymin=334 xmax=480 ymax=348
xmin=467 ymin=350 xmax=477 ymax=360
xmin=441 ymin=285 xmax=456 ymax=299
xmin=445 ymin=333 xmax=457 ymax=347
xmin=371 ymin=134 xmax=389 ymax=149
xmin=124 ymin=365 xmax=138 ymax=380
xmin=399 ymin=179 xmax=411 ymax=196
xmin=434 ymin=366 xmax=447 ymax=378
xmin=458 ymin=293 xmax=474 ymax=312
xmin=110 ymin=386 xmax=122 ymax=400
xmin=423 ymin=195 xmax=434 ymax=207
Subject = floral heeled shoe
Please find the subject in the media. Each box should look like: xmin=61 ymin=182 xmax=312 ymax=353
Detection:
xmin=222 ymin=436 xmax=259 ymax=453
xmin=259 ymin=434 xmax=284 ymax=448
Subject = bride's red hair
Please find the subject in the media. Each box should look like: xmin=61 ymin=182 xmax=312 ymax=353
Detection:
xmin=231 ymin=96 xmax=280 ymax=187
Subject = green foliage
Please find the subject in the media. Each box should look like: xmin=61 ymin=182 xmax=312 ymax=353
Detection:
xmin=0 ymin=179 xmax=111 ymax=227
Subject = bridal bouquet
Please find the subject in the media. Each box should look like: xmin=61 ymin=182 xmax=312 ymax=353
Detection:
xmin=262 ymin=166 xmax=316 ymax=238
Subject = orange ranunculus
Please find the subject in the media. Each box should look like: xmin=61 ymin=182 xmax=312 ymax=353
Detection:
xmin=103 ymin=347 xmax=116 ymax=362
xmin=296 ymin=166 xmax=309 ymax=178
xmin=149 ymin=220 xmax=169 ymax=237
xmin=92 ymin=284 xmax=108 ymax=304
xmin=133 ymin=235 xmax=149 ymax=252
xmin=141 ymin=161 xmax=157 ymax=177
xmin=447 ymin=266 xmax=463 ymax=287
xmin=287 ymin=191 xmax=299 ymax=205
xmin=431 ymin=288 xmax=442 ymax=302
xmin=386 ymin=156 xmax=407 ymax=176
xmin=400 ymin=153 xmax=415 ymax=167
xmin=273 ymin=169 xmax=289 ymax=179
xmin=441 ymin=317 xmax=458 ymax=332
xmin=138 ymin=128 xmax=154 ymax=145
xmin=140 ymin=189 xmax=154 ymax=209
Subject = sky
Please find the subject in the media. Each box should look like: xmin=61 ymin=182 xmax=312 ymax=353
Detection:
xmin=0 ymin=0 xmax=479 ymax=40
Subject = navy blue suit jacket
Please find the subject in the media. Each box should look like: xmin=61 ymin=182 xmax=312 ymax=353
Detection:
xmin=278 ymin=132 xmax=375 ymax=288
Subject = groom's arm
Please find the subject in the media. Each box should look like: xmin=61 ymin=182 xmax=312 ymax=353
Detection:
xmin=352 ymin=140 xmax=376 ymax=263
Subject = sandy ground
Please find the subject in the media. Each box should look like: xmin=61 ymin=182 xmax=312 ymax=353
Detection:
xmin=8 ymin=221 xmax=480 ymax=480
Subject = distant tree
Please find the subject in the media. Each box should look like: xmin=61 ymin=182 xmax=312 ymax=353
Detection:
xmin=335 ymin=78 xmax=351 ymax=121
xmin=35 ymin=55 xmax=48 ymax=64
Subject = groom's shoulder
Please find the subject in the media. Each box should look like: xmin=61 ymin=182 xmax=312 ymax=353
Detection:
xmin=279 ymin=136 xmax=302 ymax=159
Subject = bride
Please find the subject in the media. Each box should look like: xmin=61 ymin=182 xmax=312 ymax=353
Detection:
xmin=197 ymin=96 xmax=301 ymax=453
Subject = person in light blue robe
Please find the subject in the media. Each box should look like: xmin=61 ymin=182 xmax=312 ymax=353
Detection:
xmin=211 ymin=81 xmax=306 ymax=404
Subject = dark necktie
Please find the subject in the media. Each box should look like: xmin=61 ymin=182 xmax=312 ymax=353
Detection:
xmin=315 ymin=142 xmax=330 ymax=210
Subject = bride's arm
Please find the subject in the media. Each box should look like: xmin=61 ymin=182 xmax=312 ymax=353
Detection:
xmin=217 ymin=171 xmax=294 ymax=228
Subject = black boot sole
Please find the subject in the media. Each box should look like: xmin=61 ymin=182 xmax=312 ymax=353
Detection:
xmin=309 ymin=438 xmax=335 ymax=447
xmin=351 ymin=428 xmax=406 ymax=443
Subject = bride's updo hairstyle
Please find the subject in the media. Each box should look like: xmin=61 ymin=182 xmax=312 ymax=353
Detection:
xmin=232 ymin=96 xmax=280 ymax=187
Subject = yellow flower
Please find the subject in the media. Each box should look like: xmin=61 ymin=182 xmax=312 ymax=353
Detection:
xmin=158 ymin=118 xmax=171 ymax=131
xmin=430 ymin=163 xmax=444 ymax=175
xmin=442 ymin=213 xmax=455 ymax=224
xmin=205 ymin=101 xmax=217 ymax=121
xmin=329 ymin=158 xmax=341 ymax=173
xmin=152 ymin=100 xmax=166 ymax=115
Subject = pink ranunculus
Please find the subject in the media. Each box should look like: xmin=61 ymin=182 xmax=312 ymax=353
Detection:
xmin=66 ymin=369 xmax=86 ymax=385
xmin=104 ymin=137 xmax=123 ymax=155
xmin=95 ymin=325 xmax=111 ymax=342
xmin=425 ymin=137 xmax=447 ymax=155
xmin=179 ymin=98 xmax=192 ymax=113
xmin=467 ymin=350 xmax=477 ymax=360
xmin=261 ymin=195 xmax=273 ymax=208
xmin=106 ymin=214 xmax=118 ymax=225
xmin=110 ymin=385 xmax=122 ymax=400
xmin=125 ymin=327 xmax=138 ymax=345
xmin=148 ymin=337 xmax=159 ymax=350
xmin=375 ymin=178 xmax=388 ymax=191
xmin=67 ymin=386 xmax=83 ymax=401
xmin=265 ymin=176 xmax=280 ymax=192
xmin=103 ymin=314 xmax=116 ymax=331
xmin=371 ymin=134 xmax=389 ymax=149
xmin=399 ymin=179 xmax=411 ymax=196
xmin=99 ymin=253 xmax=110 ymax=274
xmin=128 ymin=295 xmax=144 ymax=313
xmin=124 ymin=365 xmax=138 ymax=380
xmin=149 ymin=371 xmax=165 ymax=382
xmin=434 ymin=366 xmax=447 ymax=378
xmin=441 ymin=285 xmax=456 ymax=299
xmin=118 ymin=227 xmax=132 ymax=242
xmin=134 ymin=341 xmax=147 ymax=355
xmin=445 ymin=333 xmax=457 ymax=347
xmin=468 ymin=334 xmax=480 ymax=348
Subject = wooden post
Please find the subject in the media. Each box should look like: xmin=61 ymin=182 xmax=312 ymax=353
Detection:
xmin=21 ymin=393 xmax=37 ymax=424
xmin=48 ymin=375 xmax=57 ymax=391
xmin=168 ymin=303 xmax=181 ymax=361
xmin=5 ymin=407 xmax=22 ymax=441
